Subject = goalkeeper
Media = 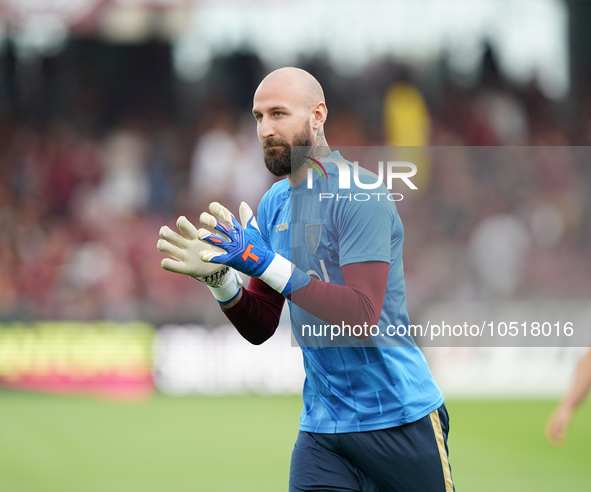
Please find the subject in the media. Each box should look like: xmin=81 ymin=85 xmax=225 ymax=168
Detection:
xmin=157 ymin=67 xmax=453 ymax=492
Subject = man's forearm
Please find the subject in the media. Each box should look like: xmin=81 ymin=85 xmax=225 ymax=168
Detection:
xmin=222 ymin=277 xmax=285 ymax=345
xmin=562 ymin=350 xmax=591 ymax=411
xmin=289 ymin=262 xmax=389 ymax=336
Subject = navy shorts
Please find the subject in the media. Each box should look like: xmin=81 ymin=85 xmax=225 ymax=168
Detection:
xmin=289 ymin=403 xmax=454 ymax=492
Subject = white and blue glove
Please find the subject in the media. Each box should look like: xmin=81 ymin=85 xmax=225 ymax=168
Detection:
xmin=157 ymin=215 xmax=243 ymax=306
xmin=198 ymin=202 xmax=310 ymax=296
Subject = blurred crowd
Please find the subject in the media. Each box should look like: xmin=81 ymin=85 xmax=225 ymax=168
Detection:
xmin=0 ymin=109 xmax=275 ymax=324
xmin=1 ymin=54 xmax=590 ymax=324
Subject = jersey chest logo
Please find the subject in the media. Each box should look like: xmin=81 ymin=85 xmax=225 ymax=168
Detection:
xmin=305 ymin=223 xmax=322 ymax=255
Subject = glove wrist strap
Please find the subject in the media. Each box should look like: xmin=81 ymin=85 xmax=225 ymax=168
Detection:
xmin=259 ymin=254 xmax=311 ymax=296
xmin=205 ymin=268 xmax=243 ymax=305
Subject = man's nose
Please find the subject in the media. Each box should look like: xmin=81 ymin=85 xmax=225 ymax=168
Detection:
xmin=259 ymin=117 xmax=275 ymax=139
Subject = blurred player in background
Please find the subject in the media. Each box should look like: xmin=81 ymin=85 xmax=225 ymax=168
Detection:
xmin=158 ymin=67 xmax=453 ymax=491
xmin=546 ymin=348 xmax=591 ymax=446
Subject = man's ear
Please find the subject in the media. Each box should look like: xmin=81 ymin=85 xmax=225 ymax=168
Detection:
xmin=311 ymin=102 xmax=328 ymax=130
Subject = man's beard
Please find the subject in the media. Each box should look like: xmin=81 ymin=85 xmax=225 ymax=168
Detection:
xmin=263 ymin=126 xmax=313 ymax=177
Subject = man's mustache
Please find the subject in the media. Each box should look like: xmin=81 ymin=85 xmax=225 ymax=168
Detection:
xmin=263 ymin=140 xmax=289 ymax=149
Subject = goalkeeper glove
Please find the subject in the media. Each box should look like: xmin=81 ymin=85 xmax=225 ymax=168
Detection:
xmin=197 ymin=202 xmax=310 ymax=296
xmin=157 ymin=216 xmax=242 ymax=305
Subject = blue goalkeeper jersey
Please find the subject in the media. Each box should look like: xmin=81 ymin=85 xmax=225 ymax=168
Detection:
xmin=257 ymin=150 xmax=443 ymax=433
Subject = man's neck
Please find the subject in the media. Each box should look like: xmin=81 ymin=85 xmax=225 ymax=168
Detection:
xmin=288 ymin=130 xmax=331 ymax=187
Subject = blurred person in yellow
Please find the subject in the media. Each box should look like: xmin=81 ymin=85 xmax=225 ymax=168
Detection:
xmin=384 ymin=82 xmax=430 ymax=147
xmin=384 ymin=80 xmax=431 ymax=194
xmin=546 ymin=348 xmax=591 ymax=446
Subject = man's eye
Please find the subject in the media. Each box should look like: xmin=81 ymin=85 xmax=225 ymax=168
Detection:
xmin=274 ymin=112 xmax=283 ymax=117
xmin=255 ymin=114 xmax=263 ymax=121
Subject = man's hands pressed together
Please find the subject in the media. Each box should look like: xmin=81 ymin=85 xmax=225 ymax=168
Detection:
xmin=157 ymin=213 xmax=243 ymax=306
xmin=197 ymin=202 xmax=309 ymax=297
xmin=197 ymin=202 xmax=276 ymax=279
xmin=158 ymin=201 xmax=310 ymax=307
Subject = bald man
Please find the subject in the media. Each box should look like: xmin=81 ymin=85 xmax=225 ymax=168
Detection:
xmin=158 ymin=67 xmax=453 ymax=491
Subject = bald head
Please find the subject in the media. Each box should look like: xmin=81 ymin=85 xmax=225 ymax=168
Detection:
xmin=255 ymin=67 xmax=325 ymax=110
xmin=252 ymin=67 xmax=329 ymax=181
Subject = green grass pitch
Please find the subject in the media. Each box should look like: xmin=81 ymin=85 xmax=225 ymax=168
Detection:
xmin=0 ymin=390 xmax=589 ymax=491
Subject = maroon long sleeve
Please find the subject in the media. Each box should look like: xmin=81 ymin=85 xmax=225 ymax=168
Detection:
xmin=291 ymin=261 xmax=388 ymax=328
xmin=222 ymin=261 xmax=389 ymax=344
xmin=222 ymin=276 xmax=285 ymax=345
